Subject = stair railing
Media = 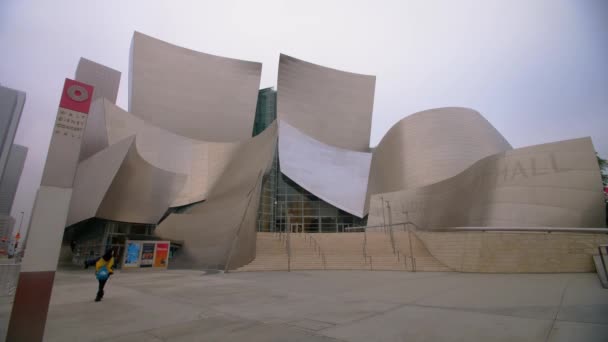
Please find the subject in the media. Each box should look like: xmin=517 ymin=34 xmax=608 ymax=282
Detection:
xmin=405 ymin=221 xmax=417 ymax=272
xmin=363 ymin=228 xmax=368 ymax=259
xmin=385 ymin=200 xmax=397 ymax=254
xmin=305 ymin=233 xmax=327 ymax=270
xmin=599 ymin=244 xmax=608 ymax=281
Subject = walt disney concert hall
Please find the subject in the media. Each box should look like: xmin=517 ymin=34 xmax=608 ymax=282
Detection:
xmin=63 ymin=32 xmax=607 ymax=274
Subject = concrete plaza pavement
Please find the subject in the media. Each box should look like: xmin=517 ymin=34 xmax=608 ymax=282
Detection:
xmin=1 ymin=269 xmax=608 ymax=341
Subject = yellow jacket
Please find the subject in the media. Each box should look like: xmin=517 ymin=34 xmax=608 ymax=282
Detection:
xmin=95 ymin=257 xmax=114 ymax=274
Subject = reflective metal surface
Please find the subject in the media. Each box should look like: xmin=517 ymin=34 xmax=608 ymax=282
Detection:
xmin=130 ymin=31 xmax=262 ymax=142
xmin=368 ymin=137 xmax=606 ymax=229
xmin=155 ymin=122 xmax=277 ymax=269
xmin=278 ymin=120 xmax=371 ymax=217
xmin=68 ymin=136 xmax=186 ymax=225
xmin=104 ymin=99 xmax=239 ymax=206
xmin=75 ymin=58 xmax=120 ymax=161
xmin=277 ymin=54 xmax=375 ymax=152
xmin=366 ymin=107 xmax=512 ymax=212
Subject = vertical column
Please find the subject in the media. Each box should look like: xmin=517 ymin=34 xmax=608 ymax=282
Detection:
xmin=6 ymin=79 xmax=94 ymax=342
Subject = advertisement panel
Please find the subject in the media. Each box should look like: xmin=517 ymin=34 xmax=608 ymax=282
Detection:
xmin=123 ymin=241 xmax=141 ymax=268
xmin=140 ymin=242 xmax=155 ymax=268
xmin=153 ymin=242 xmax=169 ymax=268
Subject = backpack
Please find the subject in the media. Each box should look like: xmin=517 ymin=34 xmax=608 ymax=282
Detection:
xmin=96 ymin=265 xmax=109 ymax=281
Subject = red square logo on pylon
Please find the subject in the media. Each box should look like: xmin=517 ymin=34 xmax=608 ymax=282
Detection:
xmin=59 ymin=78 xmax=94 ymax=114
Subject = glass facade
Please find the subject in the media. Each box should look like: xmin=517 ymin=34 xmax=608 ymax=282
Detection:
xmin=273 ymin=173 xmax=367 ymax=232
xmin=64 ymin=218 xmax=156 ymax=268
xmin=254 ymin=88 xmax=279 ymax=232
xmin=253 ymin=88 xmax=367 ymax=232
xmin=252 ymin=87 xmax=277 ymax=137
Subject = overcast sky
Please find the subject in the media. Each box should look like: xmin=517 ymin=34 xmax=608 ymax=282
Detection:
xmin=1 ymin=0 xmax=607 ymax=238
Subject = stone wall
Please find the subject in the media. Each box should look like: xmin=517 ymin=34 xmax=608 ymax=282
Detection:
xmin=416 ymin=231 xmax=608 ymax=273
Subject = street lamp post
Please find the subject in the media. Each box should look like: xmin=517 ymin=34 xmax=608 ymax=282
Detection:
xmin=11 ymin=211 xmax=24 ymax=257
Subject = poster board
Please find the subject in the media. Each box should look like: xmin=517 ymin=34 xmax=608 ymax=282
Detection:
xmin=140 ymin=242 xmax=155 ymax=268
xmin=123 ymin=241 xmax=142 ymax=268
xmin=123 ymin=240 xmax=170 ymax=269
xmin=153 ymin=242 xmax=169 ymax=268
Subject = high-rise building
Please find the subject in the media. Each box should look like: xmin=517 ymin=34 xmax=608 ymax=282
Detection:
xmin=0 ymin=85 xmax=27 ymax=255
xmin=0 ymin=86 xmax=25 ymax=183
xmin=0 ymin=144 xmax=27 ymax=216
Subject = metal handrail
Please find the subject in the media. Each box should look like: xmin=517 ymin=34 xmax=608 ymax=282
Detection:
xmin=599 ymin=244 xmax=608 ymax=279
xmin=380 ymin=196 xmax=387 ymax=233
xmin=363 ymin=228 xmax=367 ymax=259
xmin=345 ymin=223 xmax=608 ymax=234
xmin=345 ymin=222 xmax=412 ymax=231
xmin=305 ymin=233 xmax=327 ymax=270
xmin=385 ymin=200 xmax=397 ymax=254
xmin=405 ymin=222 xmax=416 ymax=272
xmin=433 ymin=227 xmax=608 ymax=234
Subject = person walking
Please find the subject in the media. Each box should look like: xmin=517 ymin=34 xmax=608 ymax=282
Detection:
xmin=95 ymin=249 xmax=114 ymax=302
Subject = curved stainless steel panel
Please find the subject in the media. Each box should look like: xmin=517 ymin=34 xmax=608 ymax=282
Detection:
xmin=75 ymin=58 xmax=120 ymax=104
xmin=96 ymin=137 xmax=187 ymax=224
xmin=279 ymin=120 xmax=371 ymax=217
xmin=155 ymin=122 xmax=278 ymax=269
xmin=78 ymin=98 xmax=110 ymax=162
xmin=368 ymin=137 xmax=606 ymax=229
xmin=367 ymin=107 xmax=512 ymax=210
xmin=277 ymin=54 xmax=376 ymax=152
xmin=67 ymin=136 xmax=134 ymax=226
xmin=104 ymin=99 xmax=239 ymax=206
xmin=75 ymin=58 xmax=120 ymax=161
xmin=68 ymin=135 xmax=186 ymax=226
xmin=129 ymin=31 xmax=262 ymax=142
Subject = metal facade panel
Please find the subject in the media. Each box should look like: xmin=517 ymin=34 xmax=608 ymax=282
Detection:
xmin=366 ymin=107 xmax=513 ymax=213
xmin=155 ymin=122 xmax=277 ymax=269
xmin=368 ymin=137 xmax=606 ymax=229
xmin=277 ymin=54 xmax=376 ymax=152
xmin=278 ymin=120 xmax=371 ymax=217
xmin=129 ymin=31 xmax=262 ymax=142
xmin=75 ymin=58 xmax=121 ymax=104
xmin=75 ymin=58 xmax=120 ymax=161
xmin=95 ymin=139 xmax=186 ymax=224
xmin=67 ymin=136 xmax=134 ymax=226
xmin=104 ymin=99 xmax=239 ymax=207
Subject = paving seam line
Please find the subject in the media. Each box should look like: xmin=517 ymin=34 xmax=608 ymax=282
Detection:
xmin=544 ymin=275 xmax=572 ymax=342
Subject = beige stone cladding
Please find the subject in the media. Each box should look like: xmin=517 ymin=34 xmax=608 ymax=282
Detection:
xmin=416 ymin=231 xmax=608 ymax=273
xmin=155 ymin=122 xmax=277 ymax=270
xmin=368 ymin=137 xmax=606 ymax=229
xmin=277 ymin=54 xmax=376 ymax=152
xmin=130 ymin=31 xmax=262 ymax=142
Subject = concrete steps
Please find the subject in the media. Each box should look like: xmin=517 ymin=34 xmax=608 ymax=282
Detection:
xmin=233 ymin=231 xmax=451 ymax=272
